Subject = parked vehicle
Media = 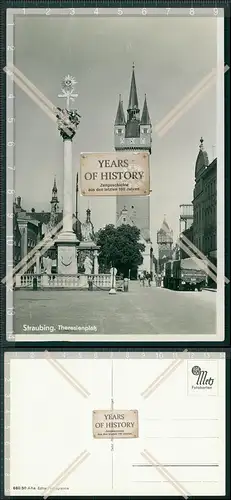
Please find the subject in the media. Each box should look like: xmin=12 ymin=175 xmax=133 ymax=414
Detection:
xmin=163 ymin=258 xmax=207 ymax=291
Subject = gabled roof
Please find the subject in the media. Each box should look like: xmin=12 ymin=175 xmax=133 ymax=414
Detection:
xmin=26 ymin=211 xmax=63 ymax=226
xmin=17 ymin=212 xmax=42 ymax=226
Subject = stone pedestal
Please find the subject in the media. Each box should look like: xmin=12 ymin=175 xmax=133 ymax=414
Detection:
xmin=56 ymin=239 xmax=78 ymax=275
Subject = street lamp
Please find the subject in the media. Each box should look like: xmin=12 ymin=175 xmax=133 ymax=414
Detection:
xmin=109 ymin=262 xmax=117 ymax=295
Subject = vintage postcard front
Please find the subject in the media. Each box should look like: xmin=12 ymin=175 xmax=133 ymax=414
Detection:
xmin=4 ymin=351 xmax=226 ymax=496
xmin=6 ymin=7 xmax=226 ymax=342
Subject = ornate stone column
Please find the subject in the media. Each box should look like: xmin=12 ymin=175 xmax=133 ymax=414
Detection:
xmin=55 ymin=75 xmax=81 ymax=275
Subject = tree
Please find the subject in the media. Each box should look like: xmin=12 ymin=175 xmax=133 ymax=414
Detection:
xmin=96 ymin=224 xmax=145 ymax=277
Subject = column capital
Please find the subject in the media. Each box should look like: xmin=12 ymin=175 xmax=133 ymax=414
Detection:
xmin=56 ymin=107 xmax=81 ymax=141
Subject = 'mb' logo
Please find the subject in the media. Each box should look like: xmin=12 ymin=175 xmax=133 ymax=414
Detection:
xmin=191 ymin=365 xmax=214 ymax=387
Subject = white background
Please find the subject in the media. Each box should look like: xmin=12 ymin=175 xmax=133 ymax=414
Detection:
xmin=6 ymin=354 xmax=226 ymax=496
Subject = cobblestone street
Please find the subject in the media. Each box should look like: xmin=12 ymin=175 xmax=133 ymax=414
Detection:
xmin=13 ymin=281 xmax=217 ymax=338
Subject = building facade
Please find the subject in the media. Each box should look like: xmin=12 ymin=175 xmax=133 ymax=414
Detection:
xmin=16 ymin=213 xmax=42 ymax=272
xmin=13 ymin=206 xmax=21 ymax=266
xmin=114 ymin=64 xmax=152 ymax=242
xmin=179 ymin=224 xmax=194 ymax=260
xmin=116 ymin=206 xmax=154 ymax=276
xmin=192 ymin=138 xmax=217 ymax=286
xmin=202 ymin=158 xmax=217 ymax=261
xmin=14 ymin=177 xmax=97 ymax=273
xmin=192 ymin=138 xmax=217 ymax=259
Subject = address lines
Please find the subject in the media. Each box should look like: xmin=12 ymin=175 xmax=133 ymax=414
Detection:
xmin=133 ymin=415 xmax=221 ymax=486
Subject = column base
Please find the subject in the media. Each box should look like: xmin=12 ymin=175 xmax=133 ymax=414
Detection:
xmin=56 ymin=240 xmax=78 ymax=275
xmin=56 ymin=231 xmax=78 ymax=243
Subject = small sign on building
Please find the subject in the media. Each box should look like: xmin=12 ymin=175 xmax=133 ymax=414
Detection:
xmin=80 ymin=152 xmax=150 ymax=196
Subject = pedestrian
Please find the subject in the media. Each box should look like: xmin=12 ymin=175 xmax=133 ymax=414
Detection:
xmin=140 ymin=272 xmax=144 ymax=286
xmin=143 ymin=271 xmax=147 ymax=287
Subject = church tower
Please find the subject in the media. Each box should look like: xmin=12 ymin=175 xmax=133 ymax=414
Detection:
xmin=114 ymin=64 xmax=152 ymax=242
xmin=157 ymin=216 xmax=173 ymax=264
xmin=50 ymin=177 xmax=59 ymax=214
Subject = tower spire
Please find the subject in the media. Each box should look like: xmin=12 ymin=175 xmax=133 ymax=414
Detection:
xmin=127 ymin=63 xmax=139 ymax=112
xmin=50 ymin=177 xmax=59 ymax=222
xmin=199 ymin=136 xmax=204 ymax=150
xmin=52 ymin=176 xmax=57 ymax=194
xmin=141 ymin=94 xmax=151 ymax=125
xmin=115 ymin=94 xmax=125 ymax=125
xmin=51 ymin=176 xmax=59 ymax=204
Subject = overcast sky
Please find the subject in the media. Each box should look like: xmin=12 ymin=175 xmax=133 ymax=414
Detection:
xmin=13 ymin=11 xmax=219 ymax=253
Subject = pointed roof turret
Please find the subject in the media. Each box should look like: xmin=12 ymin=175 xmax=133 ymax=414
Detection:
xmin=141 ymin=94 xmax=151 ymax=125
xmin=115 ymin=94 xmax=126 ymax=125
xmin=161 ymin=215 xmax=170 ymax=233
xmin=128 ymin=63 xmax=139 ymax=111
xmin=195 ymin=136 xmax=209 ymax=178
xmin=157 ymin=216 xmax=173 ymax=244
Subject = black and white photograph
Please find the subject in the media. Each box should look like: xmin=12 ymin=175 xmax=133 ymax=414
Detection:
xmin=6 ymin=7 xmax=225 ymax=341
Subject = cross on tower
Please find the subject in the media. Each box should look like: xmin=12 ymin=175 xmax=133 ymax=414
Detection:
xmin=58 ymin=74 xmax=78 ymax=110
